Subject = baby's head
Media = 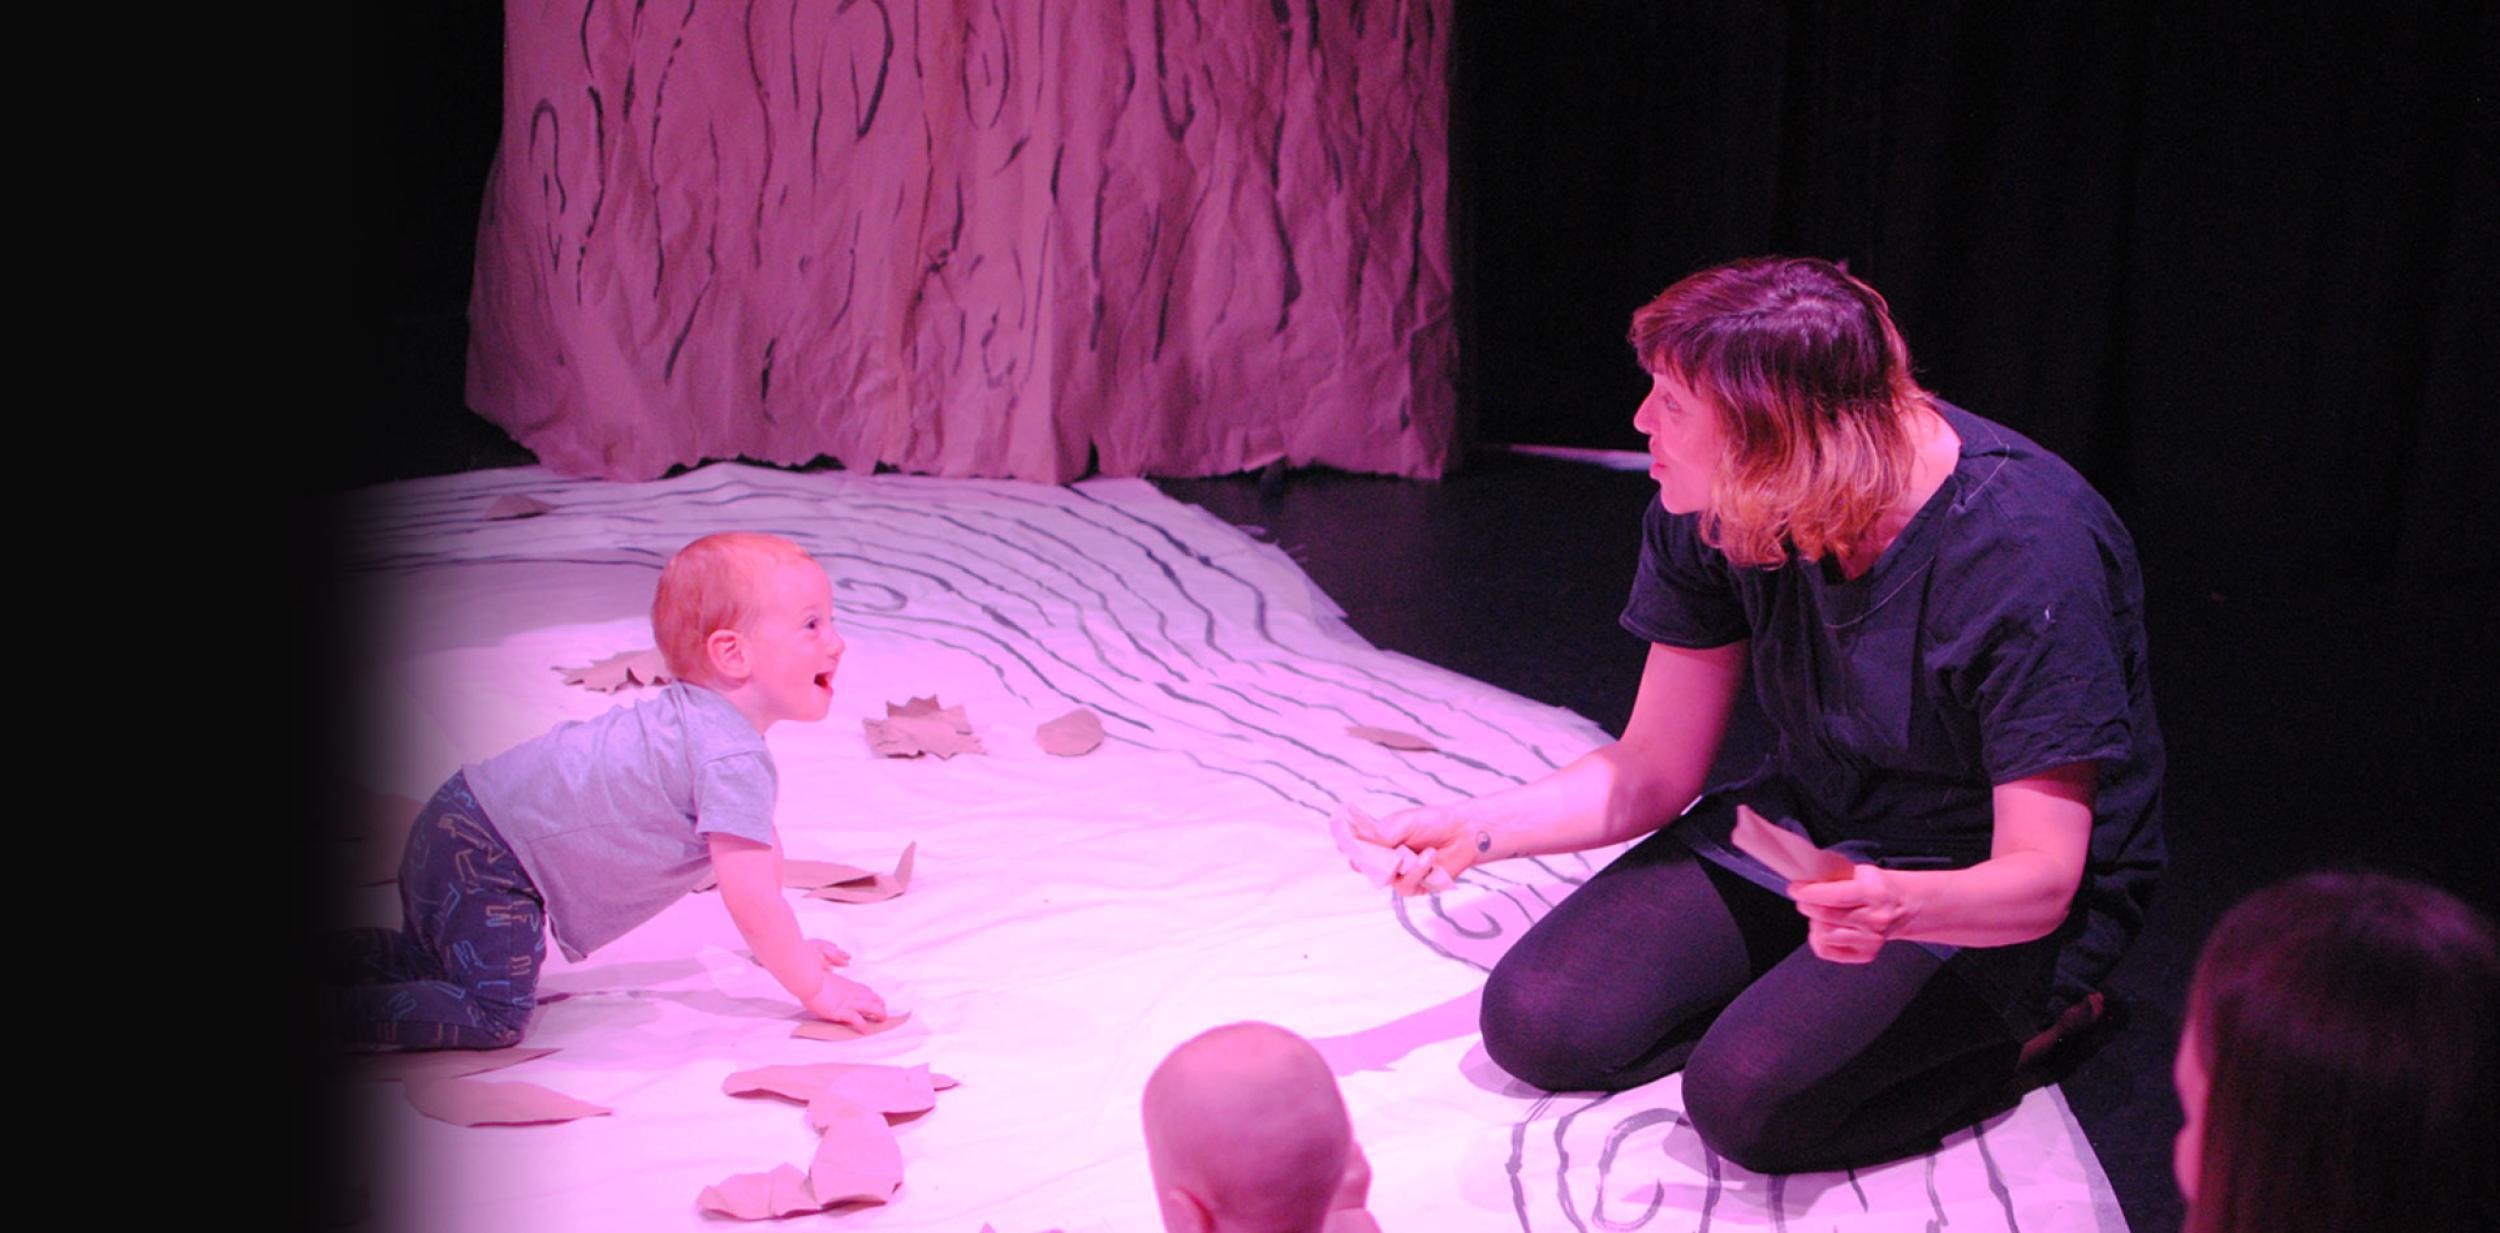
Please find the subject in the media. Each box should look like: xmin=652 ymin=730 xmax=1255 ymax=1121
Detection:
xmin=1143 ymin=1022 xmax=1360 ymax=1233
xmin=653 ymin=532 xmax=844 ymax=731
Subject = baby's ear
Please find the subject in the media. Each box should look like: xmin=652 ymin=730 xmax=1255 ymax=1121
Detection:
xmin=704 ymin=627 xmax=749 ymax=681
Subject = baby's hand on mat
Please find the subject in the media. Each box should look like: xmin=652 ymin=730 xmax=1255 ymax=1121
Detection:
xmin=805 ymin=972 xmax=887 ymax=1026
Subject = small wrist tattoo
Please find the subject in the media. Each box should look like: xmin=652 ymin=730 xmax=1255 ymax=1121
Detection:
xmin=1475 ymin=831 xmax=1493 ymax=854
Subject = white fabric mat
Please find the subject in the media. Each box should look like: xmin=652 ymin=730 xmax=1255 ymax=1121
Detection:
xmin=335 ymin=463 xmax=2126 ymax=1232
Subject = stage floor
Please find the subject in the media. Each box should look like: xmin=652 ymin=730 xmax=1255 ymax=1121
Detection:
xmin=324 ymin=462 xmax=2124 ymax=1232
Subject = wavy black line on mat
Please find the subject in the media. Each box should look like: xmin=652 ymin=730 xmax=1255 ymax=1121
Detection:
xmin=1067 ymin=486 xmax=1574 ymax=769
xmin=1150 ymin=683 xmax=1373 ymax=781
xmin=821 ymin=515 xmax=1182 ymax=685
xmin=366 ymin=473 xmax=1578 ymax=777
xmin=353 ymin=472 xmax=1582 ymax=799
xmin=836 ymin=615 xmax=1033 ymax=707
xmin=1971 ymin=1119 xmax=2022 ymax=1233
xmin=835 ymin=609 xmax=1132 ymax=723
xmin=839 ymin=616 xmax=1441 ymax=817
xmin=830 ymin=632 xmax=1451 ymax=817
xmin=830 ymin=533 xmax=1062 ymax=624
xmin=840 ymin=582 xmax=1480 ymax=808
xmin=864 ymin=501 xmax=1196 ymax=680
xmin=1509 ymin=1093 xmax=1556 ymax=1231
xmin=1043 ymin=488 xmax=1577 ymax=771
xmin=950 ymin=489 xmax=1222 ymax=676
xmin=1594 ymin=1106 xmax=1682 ymax=1230
xmin=1392 ymin=893 xmax=1490 ymax=976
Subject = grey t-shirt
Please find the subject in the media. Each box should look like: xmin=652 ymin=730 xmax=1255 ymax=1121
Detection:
xmin=465 ymin=682 xmax=778 ymax=961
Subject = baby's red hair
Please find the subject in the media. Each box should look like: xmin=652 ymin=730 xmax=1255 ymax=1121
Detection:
xmin=652 ymin=532 xmax=817 ymax=682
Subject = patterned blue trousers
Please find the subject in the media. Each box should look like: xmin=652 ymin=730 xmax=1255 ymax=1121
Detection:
xmin=329 ymin=773 xmax=547 ymax=1049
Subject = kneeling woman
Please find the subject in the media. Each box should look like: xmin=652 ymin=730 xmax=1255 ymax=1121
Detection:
xmin=1364 ymin=256 xmax=2163 ymax=1173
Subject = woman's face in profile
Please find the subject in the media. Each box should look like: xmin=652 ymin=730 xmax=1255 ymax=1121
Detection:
xmin=1633 ymin=370 xmax=1725 ymax=515
xmin=2172 ymin=1017 xmax=2209 ymax=1201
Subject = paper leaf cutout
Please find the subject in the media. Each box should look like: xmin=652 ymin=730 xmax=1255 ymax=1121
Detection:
xmin=782 ymin=858 xmax=878 ymax=888
xmin=697 ymin=1163 xmax=822 ymax=1220
xmin=806 ymin=1065 xmax=939 ymax=1123
xmin=1327 ymin=806 xmax=1454 ymax=892
xmin=1347 ymin=725 xmax=1436 ymax=752
xmin=483 ymin=494 xmax=555 ymax=520
xmin=1035 ymin=708 xmax=1105 ymax=756
xmin=792 ymin=1009 xmax=912 ymax=1042
xmin=930 ymin=1072 xmax=959 ymax=1090
xmin=352 ymin=1046 xmax=558 ymax=1085
xmin=863 ymin=697 xmax=985 ymax=759
xmin=722 ymin=1062 xmax=855 ymax=1102
xmin=862 ymin=715 xmax=984 ymax=758
xmin=1730 ymin=804 xmax=1855 ymax=884
xmin=555 ymin=648 xmax=677 ymax=693
xmin=808 ymin=843 xmax=917 ymax=903
xmin=404 ymin=1077 xmax=611 ymax=1126
xmin=807 ymin=1094 xmax=905 ymax=1206
xmin=691 ymin=852 xmax=899 ymax=895
xmin=721 ymin=1061 xmax=936 ymax=1115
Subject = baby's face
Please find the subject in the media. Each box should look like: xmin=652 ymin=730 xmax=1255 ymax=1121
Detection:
xmin=738 ymin=558 xmax=846 ymax=727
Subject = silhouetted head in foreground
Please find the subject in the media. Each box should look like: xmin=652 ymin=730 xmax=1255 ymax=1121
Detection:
xmin=2177 ymin=869 xmax=2498 ymax=1233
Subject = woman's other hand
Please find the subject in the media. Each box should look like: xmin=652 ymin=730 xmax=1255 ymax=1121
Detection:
xmin=1791 ymin=864 xmax=1911 ymax=963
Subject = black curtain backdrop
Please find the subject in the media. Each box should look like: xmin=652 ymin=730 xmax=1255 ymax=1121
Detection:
xmin=1456 ymin=0 xmax=2493 ymax=606
xmin=1452 ymin=3 xmax=2496 ymax=876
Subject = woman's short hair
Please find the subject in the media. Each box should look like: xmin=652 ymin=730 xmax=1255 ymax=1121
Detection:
xmin=1628 ymin=256 xmax=1929 ymax=567
xmin=651 ymin=531 xmax=816 ymax=681
xmin=2185 ymin=869 xmax=2498 ymax=1233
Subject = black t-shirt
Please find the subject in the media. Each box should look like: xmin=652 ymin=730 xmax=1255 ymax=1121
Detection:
xmin=1622 ymin=403 xmax=2164 ymax=1028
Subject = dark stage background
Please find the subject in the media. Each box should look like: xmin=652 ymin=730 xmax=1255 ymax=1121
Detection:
xmin=1450 ymin=0 xmax=2496 ymax=892
xmin=345 ymin=5 xmax=2495 ymax=1230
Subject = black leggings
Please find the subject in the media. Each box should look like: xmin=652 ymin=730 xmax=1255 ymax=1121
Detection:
xmin=1480 ymin=828 xmax=2023 ymax=1173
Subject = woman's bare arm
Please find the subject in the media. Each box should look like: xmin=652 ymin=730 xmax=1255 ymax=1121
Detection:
xmin=1356 ymin=640 xmax=1748 ymax=893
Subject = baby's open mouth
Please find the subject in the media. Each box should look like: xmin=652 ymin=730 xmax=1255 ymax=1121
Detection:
xmin=814 ymin=672 xmax=833 ymax=690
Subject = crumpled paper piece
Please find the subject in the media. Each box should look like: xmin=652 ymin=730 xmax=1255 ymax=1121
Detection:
xmin=697 ymin=1163 xmax=824 ymax=1219
xmin=702 ymin=1064 xmax=958 ymax=1219
xmin=863 ymin=696 xmax=985 ymax=759
xmin=1730 ymin=803 xmax=1855 ymax=884
xmin=555 ymin=647 xmax=678 ymax=692
xmin=1328 ymin=805 xmax=1454 ymax=892
xmin=483 ymin=494 xmax=556 ymax=520
xmin=807 ymin=1094 xmax=907 ymax=1205
xmin=1035 ymin=708 xmax=1105 ymax=756
xmin=721 ymin=1061 xmax=940 ymax=1119
xmin=404 ymin=1077 xmax=612 ymax=1126
xmin=808 ymin=844 xmax=916 ymax=904
xmin=1347 ymin=724 xmax=1436 ymax=752
xmin=692 ymin=845 xmax=916 ymax=900
xmin=694 ymin=1107 xmax=904 ymax=1218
